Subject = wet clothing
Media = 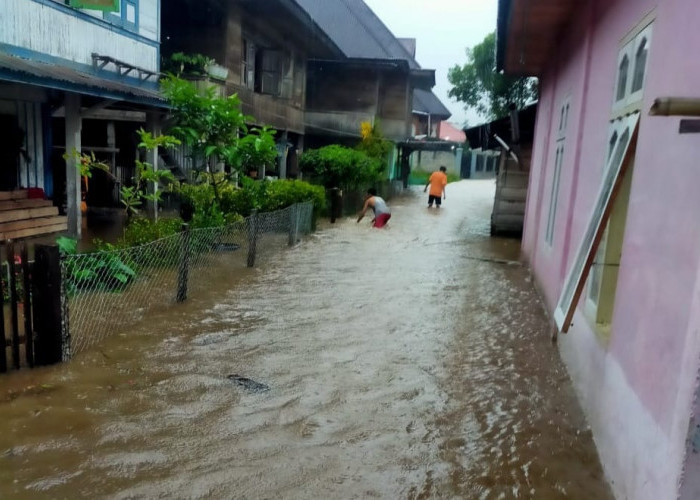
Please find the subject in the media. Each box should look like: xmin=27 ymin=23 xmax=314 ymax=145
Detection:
xmin=428 ymin=171 xmax=448 ymax=197
xmin=372 ymin=196 xmax=391 ymax=216
xmin=428 ymin=195 xmax=442 ymax=207
xmin=373 ymin=213 xmax=391 ymax=228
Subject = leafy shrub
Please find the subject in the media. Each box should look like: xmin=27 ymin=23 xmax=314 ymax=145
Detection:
xmin=357 ymin=120 xmax=393 ymax=163
xmin=163 ymin=52 xmax=213 ymax=77
xmin=299 ymin=145 xmax=385 ymax=190
xmin=181 ymin=177 xmax=324 ymax=220
xmin=260 ymin=179 xmax=325 ymax=216
xmin=179 ymin=182 xmax=244 ymax=228
xmin=57 ymin=236 xmax=136 ymax=293
xmin=121 ymin=217 xmax=183 ymax=246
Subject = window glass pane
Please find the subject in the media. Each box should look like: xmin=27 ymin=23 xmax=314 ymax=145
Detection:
xmin=607 ymin=131 xmax=618 ymax=163
xmin=587 ymin=226 xmax=608 ymax=304
xmin=126 ymin=3 xmax=135 ymax=23
xmin=631 ymin=38 xmax=647 ymax=93
xmin=559 ymin=106 xmax=565 ymax=130
xmin=611 ymin=127 xmax=631 ymax=170
xmin=546 ymin=146 xmax=563 ymax=245
xmin=616 ymin=55 xmax=629 ymax=102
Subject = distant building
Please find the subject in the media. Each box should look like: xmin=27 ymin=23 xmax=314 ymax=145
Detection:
xmin=437 ymin=121 xmax=466 ymax=143
xmin=412 ymin=88 xmax=451 ymax=139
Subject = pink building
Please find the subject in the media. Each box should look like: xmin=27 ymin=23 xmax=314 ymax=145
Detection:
xmin=498 ymin=0 xmax=700 ymax=498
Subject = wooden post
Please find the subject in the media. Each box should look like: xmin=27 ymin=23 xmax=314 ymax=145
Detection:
xmin=296 ymin=203 xmax=303 ymax=238
xmin=288 ymin=204 xmax=297 ymax=247
xmin=330 ymin=188 xmax=342 ymax=223
xmin=21 ymin=243 xmax=33 ymax=367
xmin=7 ymin=241 xmax=19 ymax=370
xmin=65 ymin=93 xmax=82 ymax=238
xmin=0 ymin=248 xmax=6 ymax=374
xmin=33 ymin=245 xmax=68 ymax=366
xmin=176 ymin=223 xmax=190 ymax=303
xmin=247 ymin=209 xmax=258 ymax=268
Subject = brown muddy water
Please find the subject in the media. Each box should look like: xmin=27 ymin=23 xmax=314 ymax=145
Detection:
xmin=0 ymin=180 xmax=612 ymax=499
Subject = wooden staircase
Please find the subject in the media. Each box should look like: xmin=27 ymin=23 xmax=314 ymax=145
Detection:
xmin=491 ymin=150 xmax=530 ymax=235
xmin=0 ymin=190 xmax=67 ymax=240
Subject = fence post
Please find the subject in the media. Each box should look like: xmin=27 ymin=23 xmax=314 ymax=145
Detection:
xmin=177 ymin=223 xmax=190 ymax=303
xmin=247 ymin=209 xmax=258 ymax=268
xmin=288 ymin=204 xmax=297 ymax=247
xmin=33 ymin=245 xmax=69 ymax=366
xmin=21 ymin=243 xmax=33 ymax=368
xmin=296 ymin=203 xmax=303 ymax=239
xmin=330 ymin=188 xmax=341 ymax=223
xmin=7 ymin=241 xmax=19 ymax=370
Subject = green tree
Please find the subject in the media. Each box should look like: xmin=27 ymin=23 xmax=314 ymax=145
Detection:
xmin=448 ymin=32 xmax=537 ymax=120
xmin=160 ymin=75 xmax=277 ymax=199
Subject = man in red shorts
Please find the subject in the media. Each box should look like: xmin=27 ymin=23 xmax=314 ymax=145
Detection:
xmin=357 ymin=188 xmax=392 ymax=228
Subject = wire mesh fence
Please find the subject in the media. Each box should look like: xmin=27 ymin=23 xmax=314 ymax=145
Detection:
xmin=63 ymin=202 xmax=313 ymax=356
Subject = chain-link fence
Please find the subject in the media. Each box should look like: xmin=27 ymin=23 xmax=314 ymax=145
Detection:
xmin=62 ymin=202 xmax=313 ymax=356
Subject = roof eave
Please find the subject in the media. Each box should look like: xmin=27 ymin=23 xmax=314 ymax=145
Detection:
xmin=497 ymin=0 xmax=578 ymax=77
xmin=410 ymin=69 xmax=435 ymax=90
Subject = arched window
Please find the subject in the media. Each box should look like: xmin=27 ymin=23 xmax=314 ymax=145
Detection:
xmin=631 ymin=38 xmax=648 ymax=93
xmin=616 ymin=55 xmax=629 ymax=102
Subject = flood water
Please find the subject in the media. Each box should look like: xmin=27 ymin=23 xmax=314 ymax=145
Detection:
xmin=0 ymin=180 xmax=612 ymax=499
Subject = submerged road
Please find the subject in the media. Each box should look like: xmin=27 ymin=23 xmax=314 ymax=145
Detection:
xmin=0 ymin=180 xmax=612 ymax=499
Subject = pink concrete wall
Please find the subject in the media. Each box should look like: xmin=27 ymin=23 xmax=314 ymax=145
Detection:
xmin=522 ymin=0 xmax=700 ymax=497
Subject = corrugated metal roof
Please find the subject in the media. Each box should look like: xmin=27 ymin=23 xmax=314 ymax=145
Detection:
xmin=413 ymin=89 xmax=451 ymax=119
xmin=0 ymin=52 xmax=164 ymax=106
xmin=294 ymin=0 xmax=421 ymax=69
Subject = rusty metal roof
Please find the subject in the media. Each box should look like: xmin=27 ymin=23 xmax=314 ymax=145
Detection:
xmin=0 ymin=52 xmax=165 ymax=106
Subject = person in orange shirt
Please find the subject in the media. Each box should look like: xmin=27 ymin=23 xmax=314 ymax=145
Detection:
xmin=424 ymin=166 xmax=448 ymax=208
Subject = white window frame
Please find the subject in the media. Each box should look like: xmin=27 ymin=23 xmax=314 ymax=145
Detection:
xmin=554 ymin=112 xmax=640 ymax=332
xmin=545 ymin=96 xmax=571 ymax=246
xmin=612 ymin=21 xmax=653 ymax=115
xmin=242 ymin=38 xmax=256 ymax=90
xmin=628 ymin=24 xmax=653 ymax=104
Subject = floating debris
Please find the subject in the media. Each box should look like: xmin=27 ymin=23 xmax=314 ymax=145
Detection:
xmin=227 ymin=375 xmax=270 ymax=393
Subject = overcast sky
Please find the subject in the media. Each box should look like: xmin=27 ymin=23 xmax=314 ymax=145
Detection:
xmin=362 ymin=0 xmax=498 ymax=128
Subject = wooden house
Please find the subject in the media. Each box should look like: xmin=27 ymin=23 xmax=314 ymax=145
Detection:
xmin=163 ymin=0 xmax=343 ymax=179
xmin=298 ymin=0 xmax=436 ymax=147
xmin=0 ymin=0 xmax=166 ymax=238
